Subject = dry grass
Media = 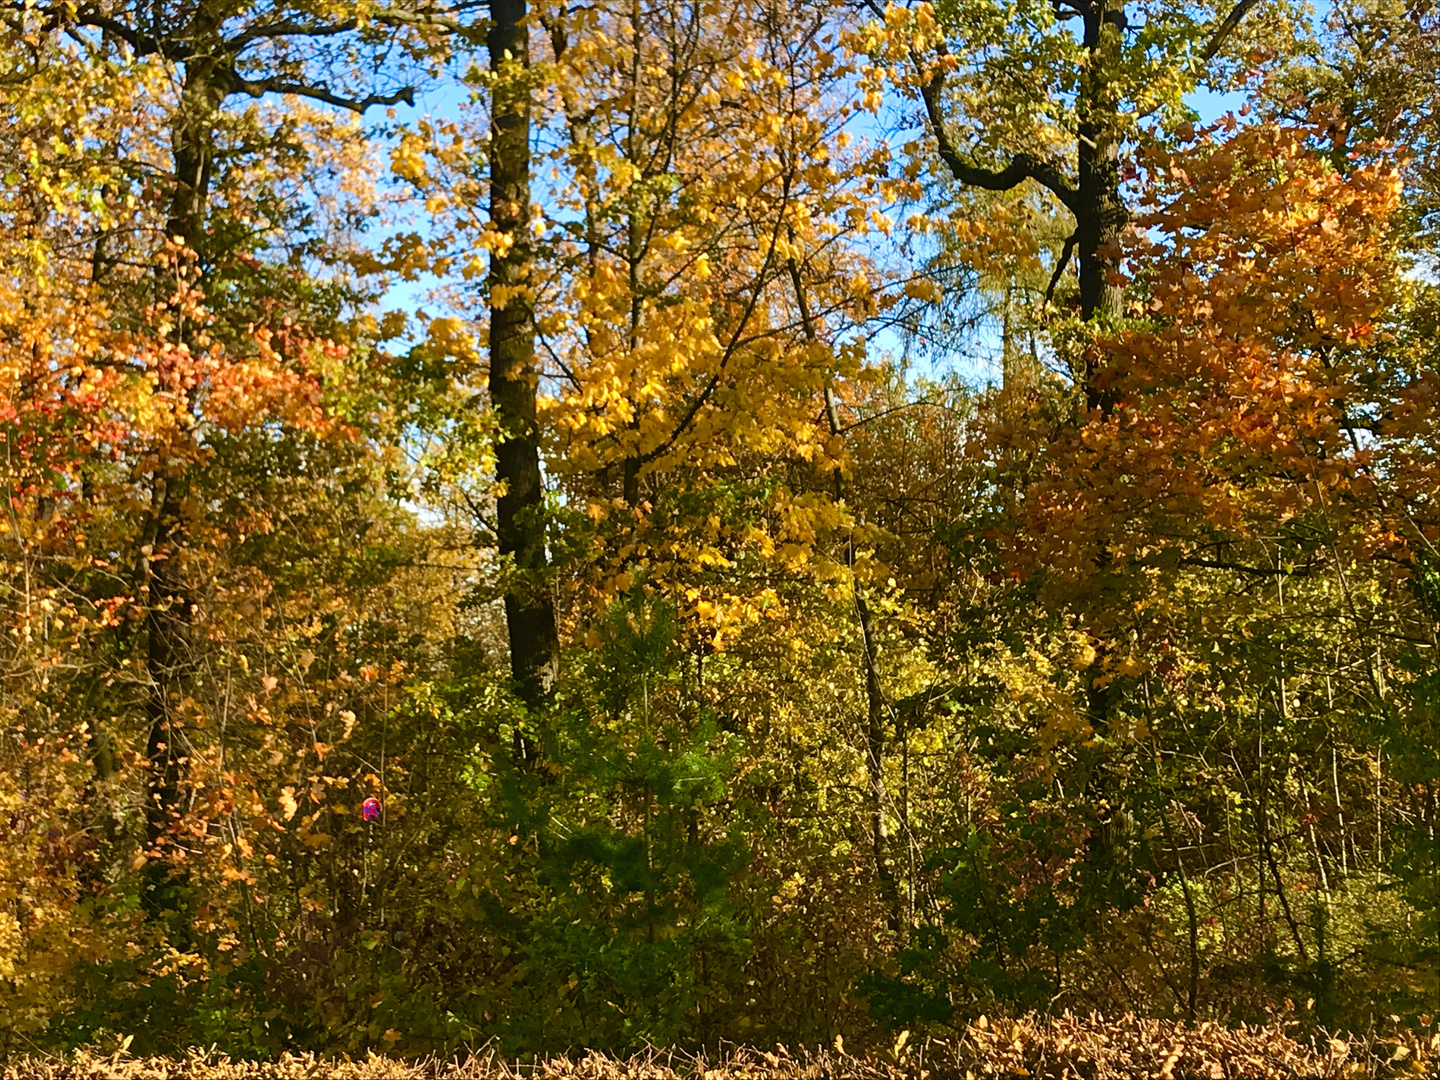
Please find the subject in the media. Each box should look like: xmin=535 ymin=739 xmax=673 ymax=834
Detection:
xmin=5 ymin=1017 xmax=1438 ymax=1080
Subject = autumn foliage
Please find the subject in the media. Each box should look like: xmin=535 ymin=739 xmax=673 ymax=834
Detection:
xmin=1 ymin=0 xmax=1440 ymax=1062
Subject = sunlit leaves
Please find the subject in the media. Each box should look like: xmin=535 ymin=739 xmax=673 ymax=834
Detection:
xmin=994 ymin=120 xmax=1407 ymax=580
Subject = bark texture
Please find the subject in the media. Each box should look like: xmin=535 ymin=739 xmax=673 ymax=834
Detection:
xmin=489 ymin=0 xmax=560 ymax=712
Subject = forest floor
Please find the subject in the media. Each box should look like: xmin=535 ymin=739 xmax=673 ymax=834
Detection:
xmin=5 ymin=1018 xmax=1439 ymax=1080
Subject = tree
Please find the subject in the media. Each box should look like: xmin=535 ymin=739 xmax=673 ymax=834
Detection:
xmin=975 ymin=116 xmax=1416 ymax=1016
xmin=6 ymin=0 xmax=1440 ymax=1047
xmin=488 ymin=0 xmax=561 ymax=713
xmin=855 ymin=0 xmax=1291 ymax=398
xmin=13 ymin=0 xmax=472 ymax=922
xmin=402 ymin=0 xmax=891 ymax=734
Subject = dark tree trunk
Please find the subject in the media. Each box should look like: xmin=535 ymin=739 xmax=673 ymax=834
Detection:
xmin=64 ymin=0 xmax=441 ymax=921
xmin=1073 ymin=1 xmax=1128 ymax=862
xmin=919 ymin=0 xmax=1132 ymax=406
xmin=1075 ymin=1 xmax=1127 ymax=324
xmin=1076 ymin=0 xmax=1128 ymax=410
xmin=489 ymin=0 xmax=560 ymax=712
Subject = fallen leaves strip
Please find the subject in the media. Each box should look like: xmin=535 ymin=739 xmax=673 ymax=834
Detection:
xmin=5 ymin=1016 xmax=1439 ymax=1080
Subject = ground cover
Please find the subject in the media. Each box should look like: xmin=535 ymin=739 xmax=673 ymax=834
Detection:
xmin=5 ymin=1019 xmax=1439 ymax=1080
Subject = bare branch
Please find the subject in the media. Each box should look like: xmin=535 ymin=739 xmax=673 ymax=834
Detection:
xmin=919 ymin=63 xmax=1079 ymax=213
xmin=224 ymin=18 xmax=365 ymax=50
xmin=1045 ymin=231 xmax=1079 ymax=305
xmin=1200 ymin=0 xmax=1263 ymax=62
xmin=216 ymin=69 xmax=417 ymax=111
xmin=68 ymin=7 xmax=183 ymax=58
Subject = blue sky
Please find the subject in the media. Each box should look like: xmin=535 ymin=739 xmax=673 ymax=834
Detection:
xmin=366 ymin=33 xmax=1264 ymax=389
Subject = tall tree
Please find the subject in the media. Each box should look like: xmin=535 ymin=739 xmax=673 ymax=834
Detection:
xmin=859 ymin=0 xmax=1285 ymax=393
xmin=16 ymin=0 xmax=466 ymax=916
xmin=488 ymin=0 xmax=560 ymax=712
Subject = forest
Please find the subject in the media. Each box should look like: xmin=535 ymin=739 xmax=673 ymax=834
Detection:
xmin=0 ymin=0 xmax=1438 ymax=1059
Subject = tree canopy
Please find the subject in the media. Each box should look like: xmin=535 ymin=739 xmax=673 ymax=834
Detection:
xmin=0 ymin=0 xmax=1438 ymax=1057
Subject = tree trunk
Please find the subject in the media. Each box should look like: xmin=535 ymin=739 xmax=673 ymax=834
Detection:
xmin=1071 ymin=0 xmax=1128 ymax=885
xmin=918 ymin=0 xmax=1130 ymax=400
xmin=489 ymin=0 xmax=560 ymax=712
xmin=138 ymin=62 xmax=221 ymax=925
xmin=794 ymin=253 xmax=900 ymax=932
xmin=140 ymin=476 xmax=188 ymax=923
xmin=1076 ymin=0 xmax=1128 ymax=409
xmin=830 ymin=384 xmax=898 ymax=930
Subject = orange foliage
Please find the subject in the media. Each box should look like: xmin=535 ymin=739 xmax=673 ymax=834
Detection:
xmin=991 ymin=121 xmax=1407 ymax=581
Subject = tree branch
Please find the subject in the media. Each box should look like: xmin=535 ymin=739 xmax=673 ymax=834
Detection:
xmin=1200 ymin=0 xmax=1263 ymax=62
xmin=225 ymin=17 xmax=365 ymax=50
xmin=1045 ymin=231 xmax=1079 ymax=304
xmin=227 ymin=4 xmax=477 ymax=49
xmin=59 ymin=3 xmax=474 ymax=66
xmin=216 ymin=69 xmax=417 ymax=111
xmin=637 ymin=167 xmax=795 ymax=468
xmin=68 ymin=7 xmax=184 ymax=58
xmin=919 ymin=62 xmax=1079 ymax=213
xmin=1176 ymin=556 xmax=1323 ymax=577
